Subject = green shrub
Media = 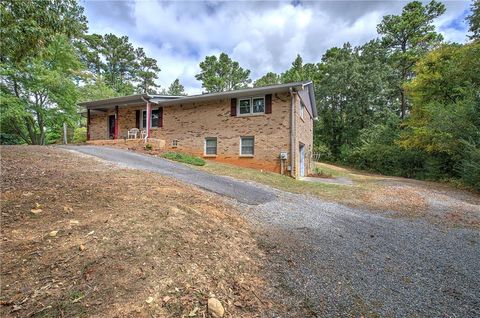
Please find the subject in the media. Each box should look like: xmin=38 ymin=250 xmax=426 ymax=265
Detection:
xmin=161 ymin=152 xmax=205 ymax=166
xmin=73 ymin=127 xmax=87 ymax=143
xmin=0 ymin=133 xmax=23 ymax=145
xmin=313 ymin=167 xmax=333 ymax=178
xmin=145 ymin=143 xmax=152 ymax=151
xmin=345 ymin=120 xmax=426 ymax=178
xmin=459 ymin=144 xmax=480 ymax=191
xmin=313 ymin=142 xmax=333 ymax=162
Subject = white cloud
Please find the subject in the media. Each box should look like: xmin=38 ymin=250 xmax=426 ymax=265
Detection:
xmin=83 ymin=0 xmax=471 ymax=95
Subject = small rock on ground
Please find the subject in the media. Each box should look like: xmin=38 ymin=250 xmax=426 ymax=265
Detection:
xmin=207 ymin=298 xmax=224 ymax=318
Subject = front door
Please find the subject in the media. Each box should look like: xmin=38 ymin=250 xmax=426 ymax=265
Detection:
xmin=108 ymin=115 xmax=115 ymax=139
xmin=299 ymin=143 xmax=305 ymax=177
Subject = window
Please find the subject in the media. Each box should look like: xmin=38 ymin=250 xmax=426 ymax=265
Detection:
xmin=142 ymin=109 xmax=159 ymax=128
xmin=172 ymin=139 xmax=178 ymax=147
xmin=300 ymin=102 xmax=305 ymax=119
xmin=240 ymin=136 xmax=254 ymax=156
xmin=238 ymin=97 xmax=265 ymax=115
xmin=253 ymin=98 xmax=265 ymax=113
xmin=205 ymin=137 xmax=217 ymax=155
xmin=239 ymin=99 xmax=251 ymax=115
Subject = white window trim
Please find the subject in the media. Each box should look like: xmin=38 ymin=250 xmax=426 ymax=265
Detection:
xmin=204 ymin=137 xmax=217 ymax=157
xmin=141 ymin=110 xmax=159 ymax=129
xmin=300 ymin=102 xmax=305 ymax=121
xmin=239 ymin=136 xmax=255 ymax=157
xmin=237 ymin=96 xmax=265 ymax=117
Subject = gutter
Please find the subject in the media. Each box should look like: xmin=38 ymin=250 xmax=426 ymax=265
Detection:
xmin=289 ymin=87 xmax=296 ymax=178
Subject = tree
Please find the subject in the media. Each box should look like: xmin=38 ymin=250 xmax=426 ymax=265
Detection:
xmin=281 ymin=55 xmax=305 ymax=83
xmin=377 ymin=0 xmax=446 ymax=118
xmin=281 ymin=54 xmax=322 ymax=86
xmin=167 ymin=79 xmax=187 ymax=95
xmin=195 ymin=53 xmax=251 ymax=92
xmin=75 ymin=34 xmax=161 ymax=95
xmin=467 ymin=0 xmax=480 ymax=40
xmin=1 ymin=36 xmax=83 ymax=145
xmin=135 ymin=48 xmax=161 ymax=94
xmin=75 ymin=34 xmax=104 ymax=75
xmin=0 ymin=0 xmax=88 ymax=145
xmin=315 ymin=41 xmax=397 ymax=157
xmin=253 ymin=72 xmax=281 ymax=87
xmin=101 ymin=33 xmax=138 ymax=95
xmin=78 ymin=76 xmax=118 ymax=102
xmin=0 ymin=0 xmax=87 ymax=64
xmin=401 ymin=42 xmax=480 ymax=187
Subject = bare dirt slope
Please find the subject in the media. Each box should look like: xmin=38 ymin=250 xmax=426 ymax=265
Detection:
xmin=0 ymin=146 xmax=281 ymax=317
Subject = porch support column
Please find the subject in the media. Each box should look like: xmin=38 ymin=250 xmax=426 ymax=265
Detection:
xmin=86 ymin=108 xmax=91 ymax=141
xmin=146 ymin=102 xmax=152 ymax=138
xmin=114 ymin=105 xmax=119 ymax=140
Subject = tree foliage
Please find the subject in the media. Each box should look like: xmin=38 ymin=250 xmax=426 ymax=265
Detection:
xmin=253 ymin=72 xmax=281 ymax=87
xmin=1 ymin=36 xmax=83 ymax=145
xmin=401 ymin=42 xmax=480 ymax=187
xmin=135 ymin=47 xmax=161 ymax=94
xmin=377 ymin=0 xmax=446 ymax=118
xmin=314 ymin=41 xmax=397 ymax=157
xmin=467 ymin=0 xmax=480 ymax=40
xmin=195 ymin=53 xmax=251 ymax=92
xmin=167 ymin=79 xmax=187 ymax=96
xmin=0 ymin=0 xmax=87 ymax=64
xmin=75 ymin=33 xmax=161 ymax=95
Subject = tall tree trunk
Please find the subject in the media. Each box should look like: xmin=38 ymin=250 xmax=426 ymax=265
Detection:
xmin=25 ymin=115 xmax=37 ymax=145
xmin=400 ymin=89 xmax=406 ymax=119
xmin=36 ymin=110 xmax=45 ymax=145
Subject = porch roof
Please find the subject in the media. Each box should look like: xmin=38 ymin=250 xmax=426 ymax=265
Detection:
xmin=79 ymin=94 xmax=182 ymax=110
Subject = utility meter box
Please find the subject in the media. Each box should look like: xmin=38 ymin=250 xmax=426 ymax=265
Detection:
xmin=279 ymin=152 xmax=288 ymax=160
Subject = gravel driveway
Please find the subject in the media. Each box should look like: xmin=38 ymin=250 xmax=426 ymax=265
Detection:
xmin=65 ymin=145 xmax=480 ymax=317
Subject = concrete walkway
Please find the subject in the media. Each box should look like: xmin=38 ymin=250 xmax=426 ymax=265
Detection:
xmin=62 ymin=145 xmax=276 ymax=205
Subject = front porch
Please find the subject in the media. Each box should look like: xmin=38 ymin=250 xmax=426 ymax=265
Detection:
xmin=81 ymin=94 xmax=180 ymax=142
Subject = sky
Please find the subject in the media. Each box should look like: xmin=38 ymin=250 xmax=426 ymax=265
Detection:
xmin=81 ymin=0 xmax=473 ymax=94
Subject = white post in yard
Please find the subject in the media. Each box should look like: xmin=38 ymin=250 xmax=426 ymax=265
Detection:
xmin=63 ymin=122 xmax=67 ymax=144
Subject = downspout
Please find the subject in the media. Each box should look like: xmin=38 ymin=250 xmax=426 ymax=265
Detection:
xmin=289 ymin=88 xmax=296 ymax=178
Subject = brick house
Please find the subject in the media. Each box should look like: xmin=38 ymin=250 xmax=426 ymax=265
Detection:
xmin=81 ymin=81 xmax=317 ymax=178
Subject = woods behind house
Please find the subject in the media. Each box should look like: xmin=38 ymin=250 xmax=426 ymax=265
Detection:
xmin=1 ymin=0 xmax=479 ymax=189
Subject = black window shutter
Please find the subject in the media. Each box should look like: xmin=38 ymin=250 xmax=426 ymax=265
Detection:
xmin=230 ymin=98 xmax=237 ymax=116
xmin=265 ymin=94 xmax=272 ymax=114
xmin=158 ymin=107 xmax=163 ymax=127
xmin=135 ymin=110 xmax=140 ymax=128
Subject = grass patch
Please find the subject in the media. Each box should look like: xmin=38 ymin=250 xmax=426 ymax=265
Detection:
xmin=196 ymin=161 xmax=346 ymax=200
xmin=161 ymin=152 xmax=205 ymax=166
xmin=309 ymin=166 xmax=333 ymax=178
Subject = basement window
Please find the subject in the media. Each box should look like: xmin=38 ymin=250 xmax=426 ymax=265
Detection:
xmin=240 ymin=136 xmax=254 ymax=156
xmin=205 ymin=137 xmax=217 ymax=156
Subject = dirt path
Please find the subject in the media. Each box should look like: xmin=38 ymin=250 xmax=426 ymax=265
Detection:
xmin=64 ymin=145 xmax=480 ymax=317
